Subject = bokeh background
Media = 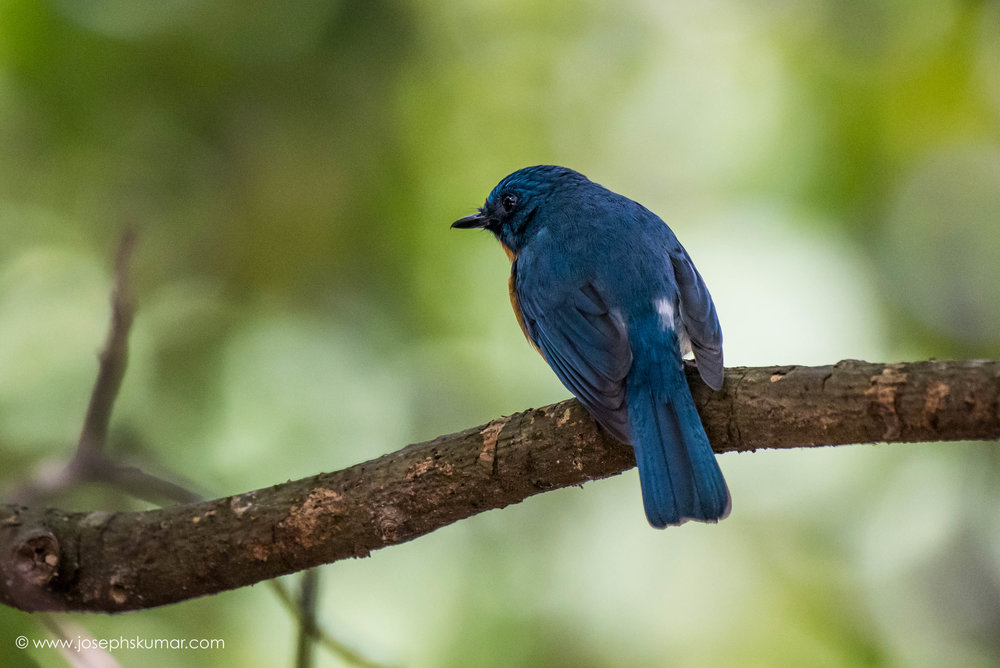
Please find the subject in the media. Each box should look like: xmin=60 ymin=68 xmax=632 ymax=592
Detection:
xmin=2 ymin=1 xmax=999 ymax=666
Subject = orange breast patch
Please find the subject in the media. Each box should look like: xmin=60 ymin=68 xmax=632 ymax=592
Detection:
xmin=504 ymin=246 xmax=544 ymax=359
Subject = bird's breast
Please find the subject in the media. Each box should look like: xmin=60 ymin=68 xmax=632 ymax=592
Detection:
xmin=506 ymin=253 xmax=544 ymax=358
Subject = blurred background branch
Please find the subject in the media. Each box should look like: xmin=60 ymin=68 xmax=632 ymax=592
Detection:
xmin=4 ymin=231 xmax=201 ymax=507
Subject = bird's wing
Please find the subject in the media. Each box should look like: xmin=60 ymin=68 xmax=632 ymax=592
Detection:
xmin=515 ymin=272 xmax=633 ymax=442
xmin=670 ymin=245 xmax=724 ymax=390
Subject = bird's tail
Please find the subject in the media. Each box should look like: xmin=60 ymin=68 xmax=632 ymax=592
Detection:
xmin=626 ymin=370 xmax=731 ymax=528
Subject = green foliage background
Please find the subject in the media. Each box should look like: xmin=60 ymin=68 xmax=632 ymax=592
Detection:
xmin=1 ymin=1 xmax=999 ymax=666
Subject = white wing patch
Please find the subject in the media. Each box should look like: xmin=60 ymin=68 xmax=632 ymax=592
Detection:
xmin=654 ymin=297 xmax=675 ymax=329
xmin=655 ymin=296 xmax=692 ymax=357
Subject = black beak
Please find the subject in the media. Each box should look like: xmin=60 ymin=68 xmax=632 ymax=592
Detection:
xmin=451 ymin=212 xmax=489 ymax=229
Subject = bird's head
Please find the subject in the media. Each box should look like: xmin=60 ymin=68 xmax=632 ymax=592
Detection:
xmin=451 ymin=165 xmax=588 ymax=254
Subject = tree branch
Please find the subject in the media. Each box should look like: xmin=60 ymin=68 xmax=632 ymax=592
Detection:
xmin=2 ymin=234 xmax=394 ymax=668
xmin=5 ymin=231 xmax=201 ymax=508
xmin=76 ymin=228 xmax=135 ymax=463
xmin=1 ymin=358 xmax=998 ymax=613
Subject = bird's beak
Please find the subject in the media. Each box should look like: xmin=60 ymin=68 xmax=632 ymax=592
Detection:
xmin=451 ymin=212 xmax=488 ymax=229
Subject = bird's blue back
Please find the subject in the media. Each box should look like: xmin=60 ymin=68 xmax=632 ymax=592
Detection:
xmin=454 ymin=165 xmax=730 ymax=527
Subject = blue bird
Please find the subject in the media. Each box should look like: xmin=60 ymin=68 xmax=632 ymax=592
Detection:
xmin=452 ymin=165 xmax=730 ymax=527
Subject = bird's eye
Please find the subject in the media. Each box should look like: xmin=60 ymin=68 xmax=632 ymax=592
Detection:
xmin=500 ymin=194 xmax=518 ymax=213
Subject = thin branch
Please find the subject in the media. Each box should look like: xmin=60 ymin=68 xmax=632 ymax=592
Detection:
xmin=272 ymin=577 xmax=393 ymax=668
xmin=4 ymin=231 xmax=194 ymax=507
xmin=294 ymin=570 xmax=318 ymax=668
xmin=1 ymin=359 xmax=998 ymax=613
xmin=87 ymin=463 xmax=204 ymax=506
xmin=75 ymin=229 xmax=136 ymax=464
xmin=38 ymin=615 xmax=117 ymax=668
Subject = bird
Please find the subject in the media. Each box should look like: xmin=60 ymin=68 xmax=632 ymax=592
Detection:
xmin=451 ymin=165 xmax=730 ymax=528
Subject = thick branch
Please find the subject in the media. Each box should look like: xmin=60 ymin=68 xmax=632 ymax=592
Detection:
xmin=2 ymin=359 xmax=998 ymax=613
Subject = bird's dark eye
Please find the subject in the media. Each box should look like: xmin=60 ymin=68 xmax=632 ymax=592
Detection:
xmin=500 ymin=194 xmax=518 ymax=213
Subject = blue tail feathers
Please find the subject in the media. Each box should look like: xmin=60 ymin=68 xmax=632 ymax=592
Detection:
xmin=627 ymin=376 xmax=731 ymax=528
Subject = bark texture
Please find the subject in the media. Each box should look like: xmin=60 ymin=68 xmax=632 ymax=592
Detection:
xmin=2 ymin=359 xmax=998 ymax=613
